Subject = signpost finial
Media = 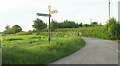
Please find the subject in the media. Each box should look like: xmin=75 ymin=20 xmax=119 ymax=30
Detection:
xmin=48 ymin=5 xmax=51 ymax=11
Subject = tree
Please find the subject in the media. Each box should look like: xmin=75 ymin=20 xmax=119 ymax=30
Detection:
xmin=116 ymin=22 xmax=120 ymax=38
xmin=3 ymin=30 xmax=11 ymax=34
xmin=11 ymin=25 xmax=22 ymax=33
xmin=58 ymin=23 xmax=64 ymax=28
xmin=50 ymin=20 xmax=58 ymax=31
xmin=61 ymin=20 xmax=79 ymax=28
xmin=83 ymin=24 xmax=89 ymax=27
xmin=99 ymin=23 xmax=102 ymax=26
xmin=106 ymin=17 xmax=120 ymax=39
xmin=5 ymin=25 xmax=10 ymax=30
xmin=75 ymin=23 xmax=79 ymax=28
xmin=90 ymin=22 xmax=98 ymax=27
xmin=32 ymin=18 xmax=47 ymax=31
xmin=3 ymin=25 xmax=22 ymax=34
xmin=79 ymin=23 xmax=83 ymax=27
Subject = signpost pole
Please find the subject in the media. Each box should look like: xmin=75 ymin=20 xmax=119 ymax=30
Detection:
xmin=37 ymin=5 xmax=58 ymax=44
xmin=48 ymin=5 xmax=51 ymax=44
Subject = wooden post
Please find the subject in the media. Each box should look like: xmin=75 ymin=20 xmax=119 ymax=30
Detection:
xmin=48 ymin=5 xmax=51 ymax=44
xmin=49 ymin=10 xmax=51 ymax=44
xmin=109 ymin=0 xmax=110 ymax=23
xmin=107 ymin=0 xmax=110 ymax=31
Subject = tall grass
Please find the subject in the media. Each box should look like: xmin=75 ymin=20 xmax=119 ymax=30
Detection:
xmin=2 ymin=34 xmax=85 ymax=64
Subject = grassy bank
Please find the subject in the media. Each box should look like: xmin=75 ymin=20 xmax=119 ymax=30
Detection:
xmin=2 ymin=34 xmax=85 ymax=64
xmin=54 ymin=26 xmax=117 ymax=40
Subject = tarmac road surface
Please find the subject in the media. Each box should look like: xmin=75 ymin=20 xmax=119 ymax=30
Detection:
xmin=51 ymin=37 xmax=118 ymax=64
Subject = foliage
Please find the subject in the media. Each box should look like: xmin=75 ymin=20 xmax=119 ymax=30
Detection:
xmin=51 ymin=18 xmax=119 ymax=40
xmin=5 ymin=25 xmax=10 ymax=30
xmin=61 ymin=20 xmax=79 ymax=28
xmin=99 ymin=23 xmax=102 ymax=26
xmin=50 ymin=20 xmax=58 ymax=31
xmin=11 ymin=25 xmax=22 ymax=33
xmin=79 ymin=23 xmax=83 ymax=27
xmin=3 ymin=25 xmax=22 ymax=34
xmin=32 ymin=18 xmax=47 ymax=31
xmin=3 ymin=30 xmax=13 ymax=34
xmin=106 ymin=17 xmax=120 ymax=39
xmin=116 ymin=22 xmax=120 ymax=39
xmin=54 ymin=26 xmax=117 ymax=40
xmin=90 ymin=22 xmax=98 ymax=27
xmin=83 ymin=24 xmax=90 ymax=27
xmin=50 ymin=20 xmax=79 ymax=31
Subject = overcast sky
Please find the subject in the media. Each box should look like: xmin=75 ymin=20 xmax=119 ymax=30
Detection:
xmin=0 ymin=0 xmax=119 ymax=32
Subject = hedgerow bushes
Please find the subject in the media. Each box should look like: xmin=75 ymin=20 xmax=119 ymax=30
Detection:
xmin=53 ymin=18 xmax=120 ymax=40
xmin=54 ymin=26 xmax=117 ymax=40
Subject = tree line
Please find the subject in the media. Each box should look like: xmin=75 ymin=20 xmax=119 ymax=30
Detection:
xmin=3 ymin=17 xmax=120 ymax=39
xmin=32 ymin=18 xmax=101 ymax=31
xmin=3 ymin=18 xmax=100 ymax=34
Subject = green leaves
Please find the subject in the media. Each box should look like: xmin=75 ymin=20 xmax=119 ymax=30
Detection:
xmin=107 ymin=17 xmax=120 ymax=39
xmin=90 ymin=22 xmax=98 ymax=27
xmin=32 ymin=18 xmax=47 ymax=31
xmin=3 ymin=25 xmax=22 ymax=34
xmin=50 ymin=20 xmax=79 ymax=31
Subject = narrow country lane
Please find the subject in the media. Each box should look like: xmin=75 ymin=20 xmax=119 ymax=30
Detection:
xmin=51 ymin=37 xmax=118 ymax=64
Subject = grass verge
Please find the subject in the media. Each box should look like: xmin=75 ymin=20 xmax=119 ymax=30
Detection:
xmin=2 ymin=37 xmax=86 ymax=64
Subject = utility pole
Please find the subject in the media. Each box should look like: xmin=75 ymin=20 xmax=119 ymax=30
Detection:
xmin=48 ymin=5 xmax=51 ymax=44
xmin=107 ymin=0 xmax=110 ymax=31
xmin=109 ymin=0 xmax=110 ymax=23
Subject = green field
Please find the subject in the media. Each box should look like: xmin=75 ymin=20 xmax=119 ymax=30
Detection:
xmin=2 ymin=25 xmax=119 ymax=64
xmin=2 ymin=32 xmax=85 ymax=64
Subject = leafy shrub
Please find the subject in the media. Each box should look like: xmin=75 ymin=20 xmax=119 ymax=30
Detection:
xmin=54 ymin=26 xmax=116 ymax=40
xmin=107 ymin=18 xmax=120 ymax=39
xmin=3 ymin=25 xmax=22 ymax=34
